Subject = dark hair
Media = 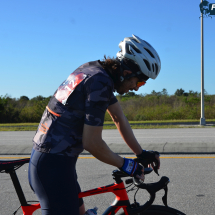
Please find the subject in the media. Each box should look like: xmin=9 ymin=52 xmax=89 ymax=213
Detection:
xmin=99 ymin=55 xmax=149 ymax=84
xmin=99 ymin=55 xmax=122 ymax=86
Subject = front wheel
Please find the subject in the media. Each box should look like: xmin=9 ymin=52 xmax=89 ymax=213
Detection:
xmin=120 ymin=205 xmax=186 ymax=215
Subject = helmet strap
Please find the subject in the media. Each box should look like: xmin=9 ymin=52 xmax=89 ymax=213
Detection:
xmin=120 ymin=76 xmax=124 ymax=82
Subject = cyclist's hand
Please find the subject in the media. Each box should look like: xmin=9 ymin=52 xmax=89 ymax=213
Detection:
xmin=136 ymin=150 xmax=160 ymax=175
xmin=119 ymin=158 xmax=144 ymax=181
xmin=135 ymin=168 xmax=145 ymax=182
xmin=151 ymin=153 xmax=160 ymax=170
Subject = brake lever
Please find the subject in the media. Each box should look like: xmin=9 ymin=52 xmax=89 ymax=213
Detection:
xmin=153 ymin=160 xmax=159 ymax=176
xmin=162 ymin=185 xmax=168 ymax=207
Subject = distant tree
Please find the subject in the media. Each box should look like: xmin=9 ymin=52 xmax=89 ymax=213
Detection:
xmin=151 ymin=90 xmax=161 ymax=96
xmin=175 ymin=88 xmax=185 ymax=96
xmin=0 ymin=96 xmax=7 ymax=113
xmin=18 ymin=96 xmax=30 ymax=109
xmin=188 ymin=90 xmax=199 ymax=96
xmin=20 ymin=96 xmax=29 ymax=101
xmin=31 ymin=95 xmax=46 ymax=102
xmin=125 ymin=92 xmax=136 ymax=97
xmin=151 ymin=90 xmax=156 ymax=95
xmin=161 ymin=88 xmax=168 ymax=96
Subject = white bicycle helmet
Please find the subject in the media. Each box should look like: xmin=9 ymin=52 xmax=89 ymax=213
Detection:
xmin=116 ymin=34 xmax=161 ymax=80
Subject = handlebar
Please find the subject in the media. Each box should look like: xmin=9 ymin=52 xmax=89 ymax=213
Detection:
xmin=112 ymin=168 xmax=170 ymax=214
xmin=133 ymin=176 xmax=169 ymax=193
xmin=126 ymin=176 xmax=170 ymax=214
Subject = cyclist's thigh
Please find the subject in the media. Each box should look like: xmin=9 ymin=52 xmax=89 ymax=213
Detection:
xmin=28 ymin=149 xmax=81 ymax=215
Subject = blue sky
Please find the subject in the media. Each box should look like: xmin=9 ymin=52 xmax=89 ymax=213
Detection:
xmin=0 ymin=0 xmax=214 ymax=99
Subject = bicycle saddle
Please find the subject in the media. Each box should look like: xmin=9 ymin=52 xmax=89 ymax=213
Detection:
xmin=0 ymin=158 xmax=30 ymax=173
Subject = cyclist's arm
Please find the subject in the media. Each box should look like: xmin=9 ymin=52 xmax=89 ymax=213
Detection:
xmin=107 ymin=101 xmax=142 ymax=155
xmin=82 ymin=124 xmax=124 ymax=168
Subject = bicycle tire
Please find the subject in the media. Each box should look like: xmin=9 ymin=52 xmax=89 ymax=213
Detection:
xmin=119 ymin=205 xmax=186 ymax=215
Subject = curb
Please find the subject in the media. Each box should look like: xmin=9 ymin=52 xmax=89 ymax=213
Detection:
xmin=1 ymin=143 xmax=215 ymax=155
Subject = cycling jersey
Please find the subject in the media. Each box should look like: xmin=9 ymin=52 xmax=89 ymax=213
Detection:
xmin=33 ymin=61 xmax=117 ymax=157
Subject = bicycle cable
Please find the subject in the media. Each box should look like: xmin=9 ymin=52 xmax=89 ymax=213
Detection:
xmin=125 ymin=182 xmax=134 ymax=190
xmin=134 ymin=187 xmax=140 ymax=205
xmin=126 ymin=185 xmax=138 ymax=193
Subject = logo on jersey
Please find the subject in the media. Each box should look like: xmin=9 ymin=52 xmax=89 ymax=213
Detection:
xmin=55 ymin=72 xmax=87 ymax=105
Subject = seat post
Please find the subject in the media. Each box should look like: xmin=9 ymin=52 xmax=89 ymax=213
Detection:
xmin=9 ymin=170 xmax=28 ymax=206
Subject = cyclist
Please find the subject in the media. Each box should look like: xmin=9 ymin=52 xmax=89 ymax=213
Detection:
xmin=28 ymin=34 xmax=161 ymax=215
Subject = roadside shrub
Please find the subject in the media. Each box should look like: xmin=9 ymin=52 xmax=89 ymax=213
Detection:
xmin=117 ymin=94 xmax=215 ymax=121
xmin=1 ymin=93 xmax=214 ymax=123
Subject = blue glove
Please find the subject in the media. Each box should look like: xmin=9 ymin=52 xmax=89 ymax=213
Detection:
xmin=119 ymin=158 xmax=143 ymax=178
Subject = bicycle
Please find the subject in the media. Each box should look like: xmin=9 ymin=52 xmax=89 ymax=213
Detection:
xmin=0 ymin=157 xmax=186 ymax=215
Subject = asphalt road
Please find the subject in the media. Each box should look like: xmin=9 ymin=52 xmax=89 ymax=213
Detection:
xmin=0 ymin=155 xmax=215 ymax=215
xmin=0 ymin=128 xmax=214 ymax=154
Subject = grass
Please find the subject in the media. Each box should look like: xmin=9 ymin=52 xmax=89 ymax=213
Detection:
xmin=0 ymin=123 xmax=38 ymax=131
xmin=0 ymin=123 xmax=39 ymax=126
xmin=0 ymin=120 xmax=214 ymax=131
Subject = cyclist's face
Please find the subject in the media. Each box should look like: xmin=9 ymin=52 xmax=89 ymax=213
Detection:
xmin=116 ymin=73 xmax=140 ymax=95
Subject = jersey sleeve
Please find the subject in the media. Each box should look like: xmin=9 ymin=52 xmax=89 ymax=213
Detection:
xmin=84 ymin=74 xmax=117 ymax=126
xmin=109 ymin=93 xmax=118 ymax=106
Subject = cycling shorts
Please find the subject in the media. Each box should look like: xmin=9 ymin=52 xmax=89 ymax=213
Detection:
xmin=28 ymin=149 xmax=83 ymax=215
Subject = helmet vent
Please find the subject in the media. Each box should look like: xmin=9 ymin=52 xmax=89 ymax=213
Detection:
xmin=143 ymin=59 xmax=151 ymax=71
xmin=155 ymin=63 xmax=158 ymax=75
xmin=126 ymin=45 xmax=132 ymax=54
xmin=144 ymin=48 xmax=155 ymax=58
xmin=130 ymin=45 xmax=141 ymax=53
xmin=152 ymin=64 xmax=154 ymax=72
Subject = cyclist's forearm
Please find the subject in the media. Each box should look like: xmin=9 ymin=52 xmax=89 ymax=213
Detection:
xmin=82 ymin=124 xmax=124 ymax=167
xmin=114 ymin=115 xmax=142 ymax=155
xmin=107 ymin=102 xmax=142 ymax=155
xmin=83 ymin=139 xmax=124 ymax=168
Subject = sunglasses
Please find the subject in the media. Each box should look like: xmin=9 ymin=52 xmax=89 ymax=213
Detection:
xmin=137 ymin=81 xmax=146 ymax=88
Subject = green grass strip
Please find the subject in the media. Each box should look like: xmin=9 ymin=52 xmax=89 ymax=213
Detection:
xmin=0 ymin=120 xmax=214 ymax=131
xmin=0 ymin=123 xmax=39 ymax=126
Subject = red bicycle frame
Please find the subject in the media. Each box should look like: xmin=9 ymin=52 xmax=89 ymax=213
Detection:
xmin=79 ymin=181 xmax=130 ymax=215
xmin=21 ymin=204 xmax=41 ymax=215
xmin=20 ymin=181 xmax=130 ymax=215
xmin=0 ymin=158 xmax=132 ymax=215
xmin=1 ymin=159 xmax=173 ymax=215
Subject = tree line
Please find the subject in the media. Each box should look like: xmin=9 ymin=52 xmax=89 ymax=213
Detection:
xmin=0 ymin=88 xmax=214 ymax=123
